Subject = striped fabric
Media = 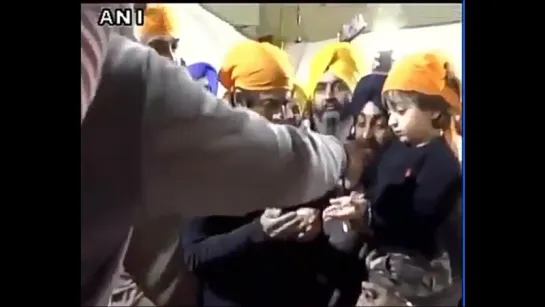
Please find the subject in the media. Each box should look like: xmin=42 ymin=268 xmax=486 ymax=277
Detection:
xmin=81 ymin=5 xmax=111 ymax=123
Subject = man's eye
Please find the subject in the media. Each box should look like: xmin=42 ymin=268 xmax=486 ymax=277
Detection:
xmin=373 ymin=118 xmax=387 ymax=127
xmin=335 ymin=82 xmax=350 ymax=92
xmin=357 ymin=119 xmax=366 ymax=126
xmin=314 ymin=84 xmax=326 ymax=92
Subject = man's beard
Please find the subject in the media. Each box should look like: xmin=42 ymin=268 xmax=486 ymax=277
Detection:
xmin=313 ymin=110 xmax=354 ymax=141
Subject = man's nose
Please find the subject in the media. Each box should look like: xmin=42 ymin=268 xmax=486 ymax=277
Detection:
xmin=362 ymin=127 xmax=373 ymax=140
xmin=325 ymin=86 xmax=337 ymax=99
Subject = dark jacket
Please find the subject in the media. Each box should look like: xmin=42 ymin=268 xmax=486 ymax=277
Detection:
xmin=181 ymin=195 xmax=363 ymax=307
xmin=350 ymin=137 xmax=461 ymax=304
xmin=366 ymin=137 xmax=461 ymax=259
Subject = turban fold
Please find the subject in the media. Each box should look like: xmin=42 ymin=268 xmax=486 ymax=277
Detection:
xmin=349 ymin=73 xmax=388 ymax=116
xmin=187 ymin=62 xmax=219 ymax=95
xmin=306 ymin=42 xmax=365 ymax=100
xmin=383 ymin=51 xmax=461 ymax=158
xmin=140 ymin=5 xmax=178 ymax=44
xmin=219 ymin=41 xmax=293 ymax=92
xmin=291 ymin=84 xmax=308 ymax=111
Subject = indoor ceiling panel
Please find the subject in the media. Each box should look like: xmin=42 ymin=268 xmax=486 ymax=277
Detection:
xmin=260 ymin=4 xmax=461 ymax=42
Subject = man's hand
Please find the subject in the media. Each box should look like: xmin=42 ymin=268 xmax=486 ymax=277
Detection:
xmin=294 ymin=208 xmax=321 ymax=242
xmin=260 ymin=208 xmax=303 ymax=239
xmin=323 ymin=192 xmax=367 ymax=222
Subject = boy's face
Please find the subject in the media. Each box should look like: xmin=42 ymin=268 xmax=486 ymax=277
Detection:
xmin=386 ymin=92 xmax=439 ymax=145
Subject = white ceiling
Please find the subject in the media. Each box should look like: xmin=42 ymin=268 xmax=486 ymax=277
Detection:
xmin=202 ymin=4 xmax=461 ymax=42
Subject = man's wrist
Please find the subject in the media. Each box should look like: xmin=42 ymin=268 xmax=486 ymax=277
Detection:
xmin=249 ymin=219 xmax=268 ymax=243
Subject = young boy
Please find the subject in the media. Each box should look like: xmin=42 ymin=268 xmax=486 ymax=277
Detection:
xmin=324 ymin=51 xmax=462 ymax=302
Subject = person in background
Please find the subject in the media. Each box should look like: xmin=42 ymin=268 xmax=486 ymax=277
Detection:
xmin=356 ymin=282 xmax=414 ymax=306
xmin=219 ymin=41 xmax=292 ymax=120
xmin=322 ymin=72 xmax=393 ymax=257
xmin=81 ymin=6 xmax=370 ymax=303
xmin=181 ymin=41 xmax=362 ymax=307
xmin=343 ymin=73 xmax=392 ymax=190
xmin=187 ymin=62 xmax=219 ymax=95
xmin=305 ymin=42 xmax=365 ymax=141
xmin=291 ymin=84 xmax=310 ymax=129
xmin=324 ymin=51 xmax=462 ymax=305
xmin=336 ymin=50 xmax=395 ymax=192
xmin=139 ymin=4 xmax=179 ymax=60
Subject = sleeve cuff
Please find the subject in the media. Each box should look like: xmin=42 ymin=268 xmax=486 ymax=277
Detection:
xmin=248 ymin=218 xmax=268 ymax=243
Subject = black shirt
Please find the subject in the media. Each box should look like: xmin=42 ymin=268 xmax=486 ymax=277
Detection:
xmin=364 ymin=137 xmax=461 ymax=258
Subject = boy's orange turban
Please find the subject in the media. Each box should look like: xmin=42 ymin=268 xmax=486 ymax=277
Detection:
xmin=383 ymin=51 xmax=462 ymax=158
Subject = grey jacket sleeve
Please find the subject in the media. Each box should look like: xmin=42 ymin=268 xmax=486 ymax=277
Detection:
xmin=141 ymin=46 xmax=347 ymax=217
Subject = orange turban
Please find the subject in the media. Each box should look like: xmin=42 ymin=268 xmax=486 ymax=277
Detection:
xmin=219 ymin=41 xmax=293 ymax=92
xmin=306 ymin=42 xmax=365 ymax=99
xmin=383 ymin=51 xmax=462 ymax=158
xmin=140 ymin=5 xmax=178 ymax=43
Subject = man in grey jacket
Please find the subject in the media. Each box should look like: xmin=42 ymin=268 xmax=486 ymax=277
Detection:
xmin=81 ymin=20 xmax=366 ymax=306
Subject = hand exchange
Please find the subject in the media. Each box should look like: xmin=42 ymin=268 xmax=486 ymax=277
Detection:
xmin=259 ymin=208 xmax=322 ymax=242
xmin=260 ymin=208 xmax=303 ymax=240
xmin=323 ymin=192 xmax=367 ymax=222
xmin=294 ymin=208 xmax=321 ymax=242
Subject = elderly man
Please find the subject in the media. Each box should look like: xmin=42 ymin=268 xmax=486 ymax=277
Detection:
xmin=304 ymin=42 xmax=364 ymax=142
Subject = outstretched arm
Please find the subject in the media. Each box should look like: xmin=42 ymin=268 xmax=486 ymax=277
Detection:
xmin=138 ymin=38 xmax=347 ymax=217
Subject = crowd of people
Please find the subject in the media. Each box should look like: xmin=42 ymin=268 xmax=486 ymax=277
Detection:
xmin=81 ymin=4 xmax=462 ymax=307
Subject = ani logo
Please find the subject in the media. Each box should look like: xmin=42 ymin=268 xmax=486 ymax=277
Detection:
xmin=97 ymin=6 xmax=145 ymax=27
